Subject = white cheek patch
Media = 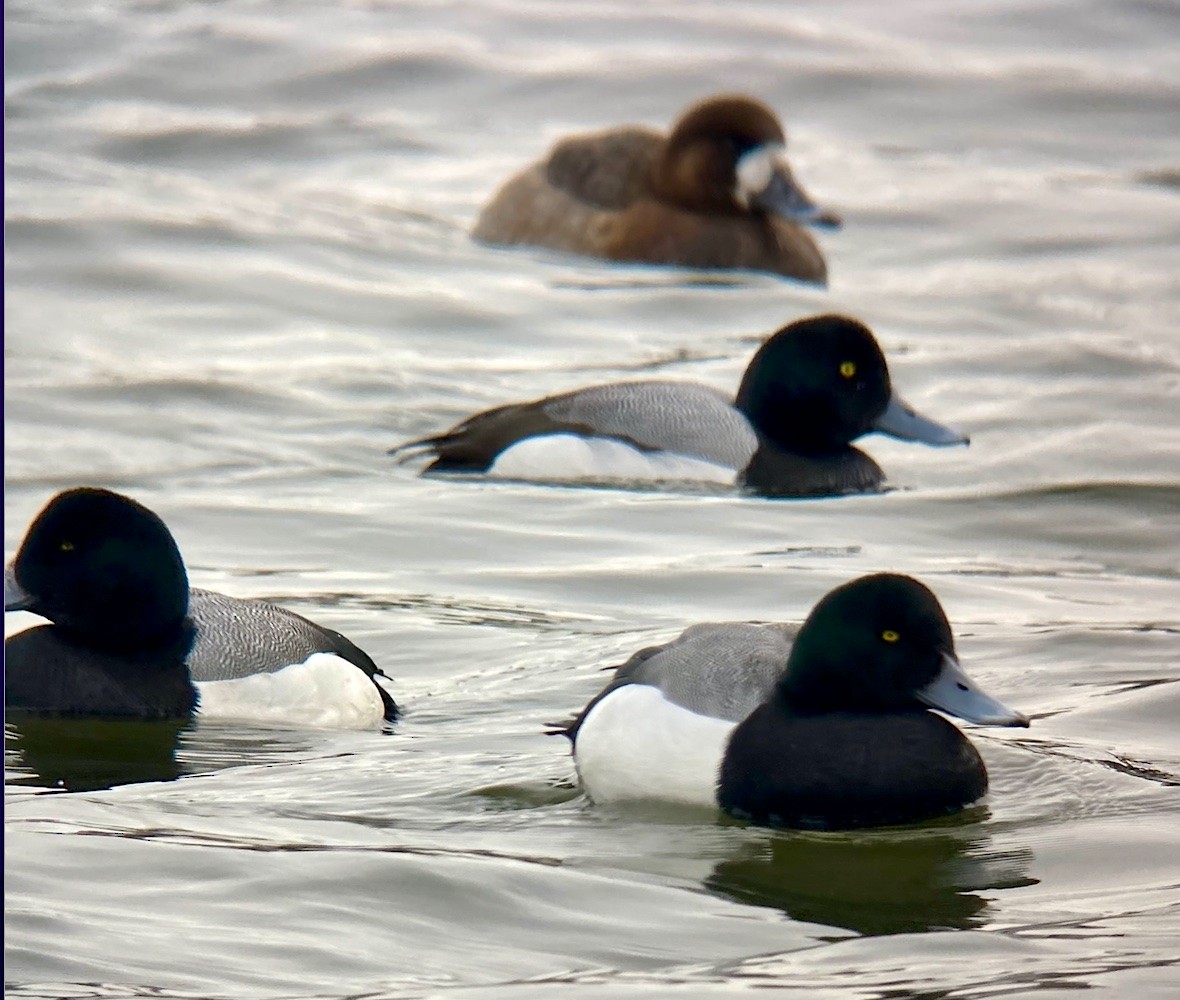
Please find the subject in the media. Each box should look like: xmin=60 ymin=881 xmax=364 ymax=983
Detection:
xmin=195 ymin=652 xmax=387 ymax=730
xmin=735 ymin=142 xmax=787 ymax=205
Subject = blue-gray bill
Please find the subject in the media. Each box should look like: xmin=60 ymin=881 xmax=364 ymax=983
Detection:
xmin=918 ymin=652 xmax=1030 ymax=727
xmin=873 ymin=393 xmax=970 ymax=446
xmin=738 ymin=145 xmax=843 ymax=231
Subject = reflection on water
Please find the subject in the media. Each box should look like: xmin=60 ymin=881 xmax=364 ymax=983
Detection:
xmin=5 ymin=715 xmax=189 ymax=792
xmin=4 ymin=715 xmax=338 ymax=793
xmin=706 ymin=818 xmax=1037 ymax=936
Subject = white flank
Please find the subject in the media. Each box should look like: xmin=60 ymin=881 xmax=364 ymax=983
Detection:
xmin=489 ymin=434 xmax=736 ymax=485
xmin=574 ymin=684 xmax=736 ymax=808
xmin=195 ymin=652 xmax=387 ymax=730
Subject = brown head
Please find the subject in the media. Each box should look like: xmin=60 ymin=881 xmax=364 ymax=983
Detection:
xmin=651 ymin=94 xmax=840 ymax=228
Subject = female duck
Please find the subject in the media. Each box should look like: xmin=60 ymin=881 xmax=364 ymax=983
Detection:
xmin=473 ymin=94 xmax=841 ymax=284
xmin=4 ymin=487 xmax=398 ymax=727
xmin=391 ymin=314 xmax=967 ymax=499
xmin=559 ymin=573 xmax=1029 ymax=830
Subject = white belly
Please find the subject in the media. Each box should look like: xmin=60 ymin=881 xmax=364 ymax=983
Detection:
xmin=488 ymin=434 xmax=737 ymax=485
xmin=573 ymin=683 xmax=736 ymax=809
xmin=195 ymin=653 xmax=388 ymax=730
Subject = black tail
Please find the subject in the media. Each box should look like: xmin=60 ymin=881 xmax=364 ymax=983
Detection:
xmin=387 ymin=434 xmax=444 ymax=465
xmin=543 ymin=715 xmax=579 ymax=742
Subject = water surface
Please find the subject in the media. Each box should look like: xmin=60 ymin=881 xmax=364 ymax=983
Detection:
xmin=5 ymin=1 xmax=1180 ymax=997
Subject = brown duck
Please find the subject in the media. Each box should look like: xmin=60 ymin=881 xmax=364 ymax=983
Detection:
xmin=472 ymin=94 xmax=841 ymax=284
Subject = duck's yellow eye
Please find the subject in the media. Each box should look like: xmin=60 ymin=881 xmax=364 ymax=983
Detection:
xmin=839 ymin=361 xmax=857 ymax=379
xmin=59 ymin=540 xmax=75 ymax=553
xmin=881 ymin=629 xmax=899 ymax=643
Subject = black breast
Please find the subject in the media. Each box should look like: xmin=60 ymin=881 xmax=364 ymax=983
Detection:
xmin=718 ymin=705 xmax=988 ymax=830
xmin=4 ymin=624 xmax=197 ymax=719
xmin=741 ymin=444 xmax=885 ymax=499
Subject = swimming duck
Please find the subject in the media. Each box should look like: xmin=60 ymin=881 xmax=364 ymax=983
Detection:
xmin=4 ymin=487 xmax=398 ymax=727
xmin=472 ymin=94 xmax=840 ymax=283
xmin=558 ymin=573 xmax=1029 ymax=830
xmin=390 ymin=314 xmax=967 ymax=498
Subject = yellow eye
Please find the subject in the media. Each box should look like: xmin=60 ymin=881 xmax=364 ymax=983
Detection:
xmin=839 ymin=361 xmax=857 ymax=379
xmin=881 ymin=629 xmax=899 ymax=643
xmin=59 ymin=540 xmax=75 ymax=553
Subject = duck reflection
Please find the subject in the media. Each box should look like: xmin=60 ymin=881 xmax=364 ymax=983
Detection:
xmin=5 ymin=714 xmax=189 ymax=792
xmin=706 ymin=816 xmax=1036 ymax=935
xmin=5 ymin=715 xmax=336 ymax=792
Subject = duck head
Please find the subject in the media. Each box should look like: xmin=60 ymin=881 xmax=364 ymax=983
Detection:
xmin=5 ymin=487 xmax=190 ymax=652
xmin=779 ymin=573 xmax=1029 ymax=727
xmin=735 ymin=314 xmax=969 ymax=456
xmin=652 ymin=94 xmax=841 ymax=228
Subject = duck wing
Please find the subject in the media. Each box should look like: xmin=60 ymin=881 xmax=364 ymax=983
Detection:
xmin=546 ymin=127 xmax=663 ymax=209
xmin=391 ymin=381 xmax=759 ymax=473
xmin=185 ymin=589 xmax=397 ymax=720
xmin=556 ymin=621 xmax=796 ymax=741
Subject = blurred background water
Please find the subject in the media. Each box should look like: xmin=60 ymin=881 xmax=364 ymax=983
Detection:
xmin=4 ymin=1 xmax=1179 ymax=997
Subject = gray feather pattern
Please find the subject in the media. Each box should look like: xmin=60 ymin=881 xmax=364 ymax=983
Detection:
xmin=541 ymin=381 xmax=759 ymax=469
xmin=184 ymin=589 xmax=378 ymax=683
xmin=618 ymin=621 xmax=799 ymax=721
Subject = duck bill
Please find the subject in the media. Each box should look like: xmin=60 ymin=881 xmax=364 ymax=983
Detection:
xmin=737 ymin=144 xmax=842 ymax=230
xmin=873 ymin=392 xmax=970 ymax=446
xmin=4 ymin=563 xmax=35 ymax=612
xmin=918 ymin=653 xmax=1029 ymax=727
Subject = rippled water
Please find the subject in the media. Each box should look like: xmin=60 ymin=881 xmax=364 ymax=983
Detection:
xmin=5 ymin=1 xmax=1180 ymax=997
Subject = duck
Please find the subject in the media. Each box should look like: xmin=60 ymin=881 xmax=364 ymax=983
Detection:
xmin=557 ymin=573 xmax=1029 ymax=830
xmin=4 ymin=487 xmax=399 ymax=727
xmin=472 ymin=94 xmax=841 ymax=284
xmin=390 ymin=314 xmax=968 ymax=499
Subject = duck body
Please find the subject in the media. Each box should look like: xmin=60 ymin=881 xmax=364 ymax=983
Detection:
xmin=405 ymin=380 xmax=755 ymax=479
xmin=392 ymin=315 xmax=967 ymax=498
xmin=563 ymin=574 xmax=1028 ymax=830
xmin=4 ymin=488 xmax=398 ymax=727
xmin=571 ymin=623 xmax=791 ymax=807
xmin=473 ymin=95 xmax=838 ymax=284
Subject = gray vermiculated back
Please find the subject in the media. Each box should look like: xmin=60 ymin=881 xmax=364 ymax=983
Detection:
xmin=184 ymin=589 xmax=375 ymax=682
xmin=542 ymin=381 xmax=759 ymax=469
xmin=623 ymin=622 xmax=798 ymax=722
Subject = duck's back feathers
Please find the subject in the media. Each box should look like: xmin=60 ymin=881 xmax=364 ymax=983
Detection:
xmin=561 ymin=622 xmax=794 ymax=744
xmin=186 ymin=589 xmax=398 ymax=721
xmin=617 ymin=622 xmax=793 ymax=720
xmin=545 ymin=127 xmax=662 ymax=209
xmin=542 ymin=382 xmax=756 ymax=467
xmin=393 ymin=381 xmax=758 ymax=475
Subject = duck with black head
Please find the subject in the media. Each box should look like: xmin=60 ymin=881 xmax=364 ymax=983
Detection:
xmin=390 ymin=314 xmax=968 ymax=499
xmin=557 ymin=573 xmax=1030 ymax=830
xmin=4 ymin=488 xmax=399 ymax=727
xmin=473 ymin=93 xmax=841 ymax=283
